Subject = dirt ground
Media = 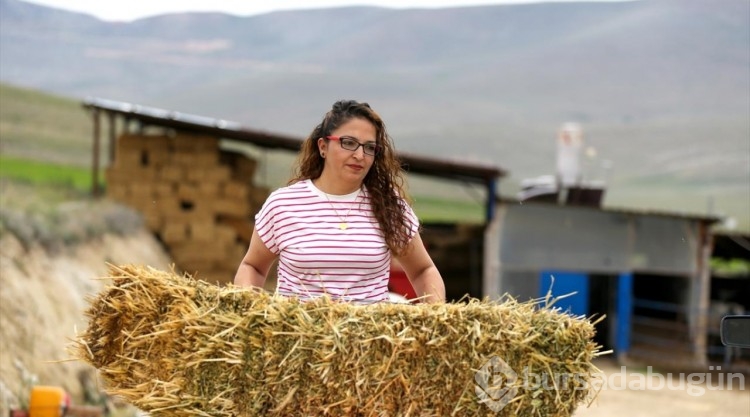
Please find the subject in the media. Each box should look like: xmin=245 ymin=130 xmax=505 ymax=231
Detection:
xmin=573 ymin=358 xmax=749 ymax=417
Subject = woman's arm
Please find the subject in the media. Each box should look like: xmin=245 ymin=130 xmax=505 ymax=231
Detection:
xmin=396 ymin=233 xmax=446 ymax=303
xmin=234 ymin=227 xmax=277 ymax=289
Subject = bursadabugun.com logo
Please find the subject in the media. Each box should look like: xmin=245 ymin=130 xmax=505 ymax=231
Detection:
xmin=476 ymin=357 xmax=747 ymax=411
xmin=583 ymin=365 xmax=746 ymax=397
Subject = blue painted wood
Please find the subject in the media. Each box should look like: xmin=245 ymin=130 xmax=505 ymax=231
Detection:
xmin=616 ymin=272 xmax=633 ymax=354
xmin=539 ymin=271 xmax=589 ymax=316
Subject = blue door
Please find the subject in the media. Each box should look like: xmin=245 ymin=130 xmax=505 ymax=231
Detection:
xmin=539 ymin=271 xmax=589 ymax=316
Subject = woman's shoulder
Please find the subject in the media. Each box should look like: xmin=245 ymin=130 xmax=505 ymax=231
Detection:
xmin=258 ymin=180 xmax=313 ymax=217
xmin=266 ymin=180 xmax=312 ymax=201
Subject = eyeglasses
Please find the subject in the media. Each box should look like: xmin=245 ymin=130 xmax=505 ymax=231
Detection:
xmin=326 ymin=136 xmax=380 ymax=156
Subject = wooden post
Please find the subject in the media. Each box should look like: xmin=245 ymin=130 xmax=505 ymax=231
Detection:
xmin=108 ymin=111 xmax=116 ymax=164
xmin=483 ymin=202 xmax=505 ymax=300
xmin=691 ymin=221 xmax=713 ymax=365
xmin=485 ymin=178 xmax=497 ymax=222
xmin=92 ymin=108 xmax=102 ymax=197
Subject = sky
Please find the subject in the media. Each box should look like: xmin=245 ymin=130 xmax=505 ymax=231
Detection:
xmin=25 ymin=0 xmax=633 ymax=22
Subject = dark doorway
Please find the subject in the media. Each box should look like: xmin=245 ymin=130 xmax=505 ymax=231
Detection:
xmin=589 ymin=274 xmax=616 ymax=351
xmin=633 ymin=274 xmax=689 ymax=321
xmin=422 ymin=223 xmax=485 ymax=301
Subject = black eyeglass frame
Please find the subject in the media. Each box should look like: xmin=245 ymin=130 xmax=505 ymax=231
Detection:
xmin=325 ymin=135 xmax=380 ymax=156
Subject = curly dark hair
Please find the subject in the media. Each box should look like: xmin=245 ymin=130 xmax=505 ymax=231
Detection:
xmin=288 ymin=100 xmax=415 ymax=256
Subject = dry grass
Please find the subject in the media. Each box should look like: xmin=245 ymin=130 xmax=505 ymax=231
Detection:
xmin=73 ymin=264 xmax=604 ymax=416
xmin=0 ymin=179 xmax=143 ymax=252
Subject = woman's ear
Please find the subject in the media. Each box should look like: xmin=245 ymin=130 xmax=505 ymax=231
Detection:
xmin=317 ymin=137 xmax=328 ymax=157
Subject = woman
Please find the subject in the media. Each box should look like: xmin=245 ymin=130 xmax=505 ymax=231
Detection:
xmin=234 ymin=100 xmax=445 ymax=304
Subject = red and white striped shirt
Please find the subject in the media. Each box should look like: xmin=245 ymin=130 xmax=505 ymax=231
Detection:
xmin=255 ymin=179 xmax=419 ymax=304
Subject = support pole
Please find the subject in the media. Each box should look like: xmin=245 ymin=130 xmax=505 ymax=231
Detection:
xmin=92 ymin=108 xmax=101 ymax=197
xmin=616 ymin=272 xmax=633 ymax=363
xmin=485 ymin=178 xmax=497 ymax=222
xmin=108 ymin=111 xmax=116 ymax=164
xmin=691 ymin=222 xmax=713 ymax=365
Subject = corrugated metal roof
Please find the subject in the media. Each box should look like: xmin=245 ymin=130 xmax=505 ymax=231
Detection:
xmin=82 ymin=97 xmax=506 ymax=184
xmin=497 ymin=196 xmax=724 ymax=223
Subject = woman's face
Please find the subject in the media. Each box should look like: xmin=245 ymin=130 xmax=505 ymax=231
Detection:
xmin=318 ymin=117 xmax=377 ymax=187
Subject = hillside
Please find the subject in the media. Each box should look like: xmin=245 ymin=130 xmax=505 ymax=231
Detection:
xmin=0 ymin=181 xmax=173 ymax=415
xmin=0 ymin=83 xmax=93 ymax=166
xmin=0 ymin=0 xmax=748 ymax=230
xmin=0 ymin=231 xmax=171 ymax=413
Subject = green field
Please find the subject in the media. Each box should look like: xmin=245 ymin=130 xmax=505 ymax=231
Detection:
xmin=412 ymin=195 xmax=484 ymax=224
xmin=0 ymin=156 xmax=97 ymax=192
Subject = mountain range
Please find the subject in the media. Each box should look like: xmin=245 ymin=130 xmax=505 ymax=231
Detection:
xmin=0 ymin=0 xmax=748 ymax=229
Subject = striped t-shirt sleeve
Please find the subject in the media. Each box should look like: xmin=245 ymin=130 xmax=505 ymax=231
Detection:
xmin=402 ymin=198 xmax=420 ymax=241
xmin=254 ymin=189 xmax=282 ymax=254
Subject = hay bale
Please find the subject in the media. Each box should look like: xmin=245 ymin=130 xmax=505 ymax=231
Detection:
xmin=72 ymin=265 xmax=603 ymax=416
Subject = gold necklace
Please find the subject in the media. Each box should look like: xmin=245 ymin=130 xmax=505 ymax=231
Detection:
xmin=323 ymin=190 xmax=359 ymax=230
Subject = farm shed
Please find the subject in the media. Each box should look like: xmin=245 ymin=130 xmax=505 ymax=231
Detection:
xmin=82 ymin=97 xmax=505 ymax=296
xmin=482 ymin=197 xmax=732 ymax=366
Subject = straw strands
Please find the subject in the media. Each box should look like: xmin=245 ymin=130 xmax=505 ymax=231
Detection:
xmin=72 ymin=264 xmax=603 ymax=416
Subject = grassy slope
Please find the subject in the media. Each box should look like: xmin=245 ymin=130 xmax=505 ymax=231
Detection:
xmin=0 ymin=83 xmax=484 ymax=223
xmin=0 ymin=83 xmax=93 ymax=166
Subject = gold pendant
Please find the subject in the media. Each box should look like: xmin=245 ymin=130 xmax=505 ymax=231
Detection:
xmin=339 ymin=222 xmax=348 ymax=230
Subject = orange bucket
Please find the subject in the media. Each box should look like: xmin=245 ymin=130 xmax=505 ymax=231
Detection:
xmin=28 ymin=386 xmax=69 ymax=417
